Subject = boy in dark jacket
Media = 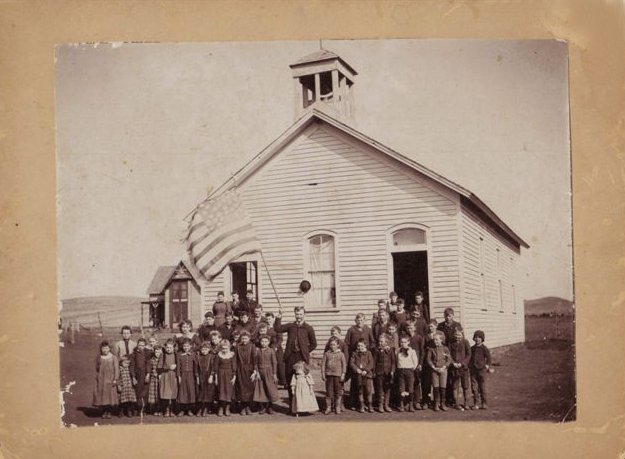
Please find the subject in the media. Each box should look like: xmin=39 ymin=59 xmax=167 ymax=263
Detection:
xmin=470 ymin=330 xmax=492 ymax=410
xmin=449 ymin=328 xmax=472 ymax=410
xmin=321 ymin=337 xmax=347 ymax=415
xmin=373 ymin=335 xmax=396 ymax=413
xmin=350 ymin=339 xmax=374 ymax=413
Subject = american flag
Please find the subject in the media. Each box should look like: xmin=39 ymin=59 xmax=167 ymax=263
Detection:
xmin=185 ymin=189 xmax=261 ymax=280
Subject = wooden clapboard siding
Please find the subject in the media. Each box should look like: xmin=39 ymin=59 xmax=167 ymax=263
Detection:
xmin=460 ymin=205 xmax=524 ymax=347
xmin=232 ymin=123 xmax=461 ymax=356
xmin=188 ymin=280 xmax=201 ymax=325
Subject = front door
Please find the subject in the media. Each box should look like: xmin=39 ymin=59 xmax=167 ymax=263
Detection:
xmin=229 ymin=261 xmax=258 ymax=300
xmin=169 ymin=280 xmax=188 ymax=327
xmin=392 ymin=251 xmax=429 ymax=314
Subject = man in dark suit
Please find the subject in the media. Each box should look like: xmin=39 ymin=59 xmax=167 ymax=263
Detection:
xmin=274 ymin=306 xmax=317 ymax=407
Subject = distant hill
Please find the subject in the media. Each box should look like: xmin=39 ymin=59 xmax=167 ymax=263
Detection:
xmin=60 ymin=296 xmax=148 ymax=328
xmin=524 ymin=297 xmax=575 ymax=316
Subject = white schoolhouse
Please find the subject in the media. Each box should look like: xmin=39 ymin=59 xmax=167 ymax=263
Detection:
xmin=184 ymin=50 xmax=529 ymax=353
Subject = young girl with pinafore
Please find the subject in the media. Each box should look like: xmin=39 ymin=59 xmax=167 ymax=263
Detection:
xmin=158 ymin=339 xmax=178 ymax=417
xmin=93 ymin=340 xmax=119 ymax=419
xmin=215 ymin=339 xmax=237 ymax=416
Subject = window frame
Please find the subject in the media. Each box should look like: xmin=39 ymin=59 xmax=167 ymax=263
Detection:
xmin=302 ymin=230 xmax=340 ymax=311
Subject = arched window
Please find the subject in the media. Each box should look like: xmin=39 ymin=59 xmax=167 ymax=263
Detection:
xmin=305 ymin=233 xmax=336 ymax=309
xmin=392 ymin=228 xmax=427 ymax=248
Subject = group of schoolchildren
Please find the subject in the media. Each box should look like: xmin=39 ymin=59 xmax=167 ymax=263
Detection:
xmin=92 ymin=289 xmax=491 ymax=419
xmin=323 ymin=291 xmax=492 ymax=416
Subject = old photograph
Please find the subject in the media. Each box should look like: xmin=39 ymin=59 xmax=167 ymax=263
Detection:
xmin=56 ymin=39 xmax=574 ymax=426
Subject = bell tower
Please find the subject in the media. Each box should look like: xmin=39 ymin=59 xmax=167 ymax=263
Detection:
xmin=290 ymin=49 xmax=357 ymax=122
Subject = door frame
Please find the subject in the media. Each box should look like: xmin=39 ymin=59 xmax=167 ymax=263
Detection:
xmin=169 ymin=280 xmax=189 ymax=327
xmin=386 ymin=223 xmax=433 ymax=306
xmin=224 ymin=253 xmax=262 ymax=305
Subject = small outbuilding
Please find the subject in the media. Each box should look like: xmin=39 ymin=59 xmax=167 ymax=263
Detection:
xmin=146 ymin=260 xmax=203 ymax=329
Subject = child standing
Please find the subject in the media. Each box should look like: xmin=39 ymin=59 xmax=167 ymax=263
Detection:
xmin=146 ymin=345 xmax=162 ymax=416
xmin=217 ymin=312 xmax=236 ymax=342
xmin=421 ymin=319 xmax=438 ymax=408
xmin=426 ymin=331 xmax=452 ymax=412
xmin=321 ymin=337 xmax=347 ymax=415
xmin=470 ymin=330 xmax=491 ymax=410
xmin=290 ymin=361 xmax=319 ymax=416
xmin=253 ymin=335 xmax=280 ymax=414
xmin=386 ymin=322 xmax=400 ymax=350
xmin=373 ymin=335 xmax=396 ymax=413
xmin=265 ymin=313 xmax=286 ymax=388
xmin=175 ymin=320 xmax=201 ymax=352
xmin=212 ymin=291 xmax=232 ymax=327
xmin=395 ymin=336 xmax=419 ymax=412
xmin=345 ymin=313 xmax=375 ymax=409
xmin=215 ymin=339 xmax=237 ymax=416
xmin=196 ymin=341 xmax=216 ymax=416
xmin=197 ymin=312 xmax=217 ymax=342
xmin=146 ymin=335 xmax=158 ymax=352
xmin=449 ymin=328 xmax=472 ymax=410
xmin=176 ymin=338 xmax=198 ymax=416
xmin=130 ymin=337 xmax=150 ymax=416
xmin=371 ymin=299 xmax=390 ymax=328
xmin=324 ymin=326 xmax=349 ymax=362
xmin=117 ymin=356 xmax=136 ymax=417
xmin=235 ymin=330 xmax=256 ymax=415
xmin=158 ymin=339 xmax=178 ymax=417
xmin=114 ymin=325 xmax=137 ymax=359
xmin=405 ymin=322 xmax=425 ymax=410
xmin=349 ymin=339 xmax=374 ymax=413
xmin=93 ymin=341 xmax=119 ymax=419
xmin=390 ymin=299 xmax=408 ymax=327
xmin=372 ymin=309 xmax=391 ymax=343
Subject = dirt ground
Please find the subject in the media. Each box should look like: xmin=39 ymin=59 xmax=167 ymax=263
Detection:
xmin=60 ymin=316 xmax=575 ymax=426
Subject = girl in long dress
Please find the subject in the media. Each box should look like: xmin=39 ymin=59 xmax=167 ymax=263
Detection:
xmin=175 ymin=320 xmax=201 ymax=352
xmin=234 ymin=331 xmax=256 ymax=415
xmin=196 ymin=341 xmax=216 ymax=416
xmin=158 ymin=339 xmax=178 ymax=417
xmin=117 ymin=356 xmax=137 ymax=417
xmin=252 ymin=335 xmax=280 ymax=414
xmin=290 ymin=361 xmax=319 ymax=416
xmin=93 ymin=341 xmax=120 ymax=419
xmin=214 ymin=339 xmax=237 ymax=416
xmin=146 ymin=345 xmax=162 ymax=415
xmin=176 ymin=338 xmax=198 ymax=416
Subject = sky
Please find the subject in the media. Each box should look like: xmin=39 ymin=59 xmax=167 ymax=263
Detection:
xmin=56 ymin=39 xmax=572 ymax=302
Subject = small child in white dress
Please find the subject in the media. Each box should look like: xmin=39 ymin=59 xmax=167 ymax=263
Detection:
xmin=290 ymin=361 xmax=319 ymax=416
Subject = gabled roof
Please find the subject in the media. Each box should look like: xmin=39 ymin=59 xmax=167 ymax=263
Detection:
xmin=290 ymin=49 xmax=358 ymax=76
xmin=146 ymin=260 xmax=204 ymax=295
xmin=202 ymin=108 xmax=529 ymax=249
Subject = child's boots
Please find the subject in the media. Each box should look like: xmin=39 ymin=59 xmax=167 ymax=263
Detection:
xmin=433 ymin=390 xmax=440 ymax=411
xmin=224 ymin=403 xmax=231 ymax=416
xmin=335 ymin=396 xmax=342 ymax=414
xmin=366 ymin=394 xmax=374 ymax=413
xmin=407 ymin=395 xmax=415 ymax=412
xmin=324 ymin=397 xmax=332 ymax=415
xmin=439 ymin=389 xmax=448 ymax=411
xmin=383 ymin=390 xmax=392 ymax=412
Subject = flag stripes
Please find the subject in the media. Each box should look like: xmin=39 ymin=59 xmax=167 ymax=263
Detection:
xmin=185 ymin=189 xmax=261 ymax=280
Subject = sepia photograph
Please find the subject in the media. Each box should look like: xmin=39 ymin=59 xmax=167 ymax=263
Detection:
xmin=56 ymin=39 xmax=574 ymax=426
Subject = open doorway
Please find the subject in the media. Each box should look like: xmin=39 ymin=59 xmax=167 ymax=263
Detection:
xmin=229 ymin=261 xmax=258 ymax=300
xmin=392 ymin=251 xmax=429 ymax=315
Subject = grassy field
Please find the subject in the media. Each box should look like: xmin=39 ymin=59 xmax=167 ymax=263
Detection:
xmin=60 ymin=315 xmax=575 ymax=426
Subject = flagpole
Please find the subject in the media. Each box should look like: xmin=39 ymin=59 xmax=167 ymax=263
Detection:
xmin=259 ymin=251 xmax=283 ymax=313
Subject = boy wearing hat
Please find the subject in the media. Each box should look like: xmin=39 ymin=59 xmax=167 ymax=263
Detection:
xmin=469 ymin=330 xmax=491 ymax=410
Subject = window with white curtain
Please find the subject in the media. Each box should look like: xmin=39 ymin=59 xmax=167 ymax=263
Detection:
xmin=306 ymin=234 xmax=336 ymax=308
